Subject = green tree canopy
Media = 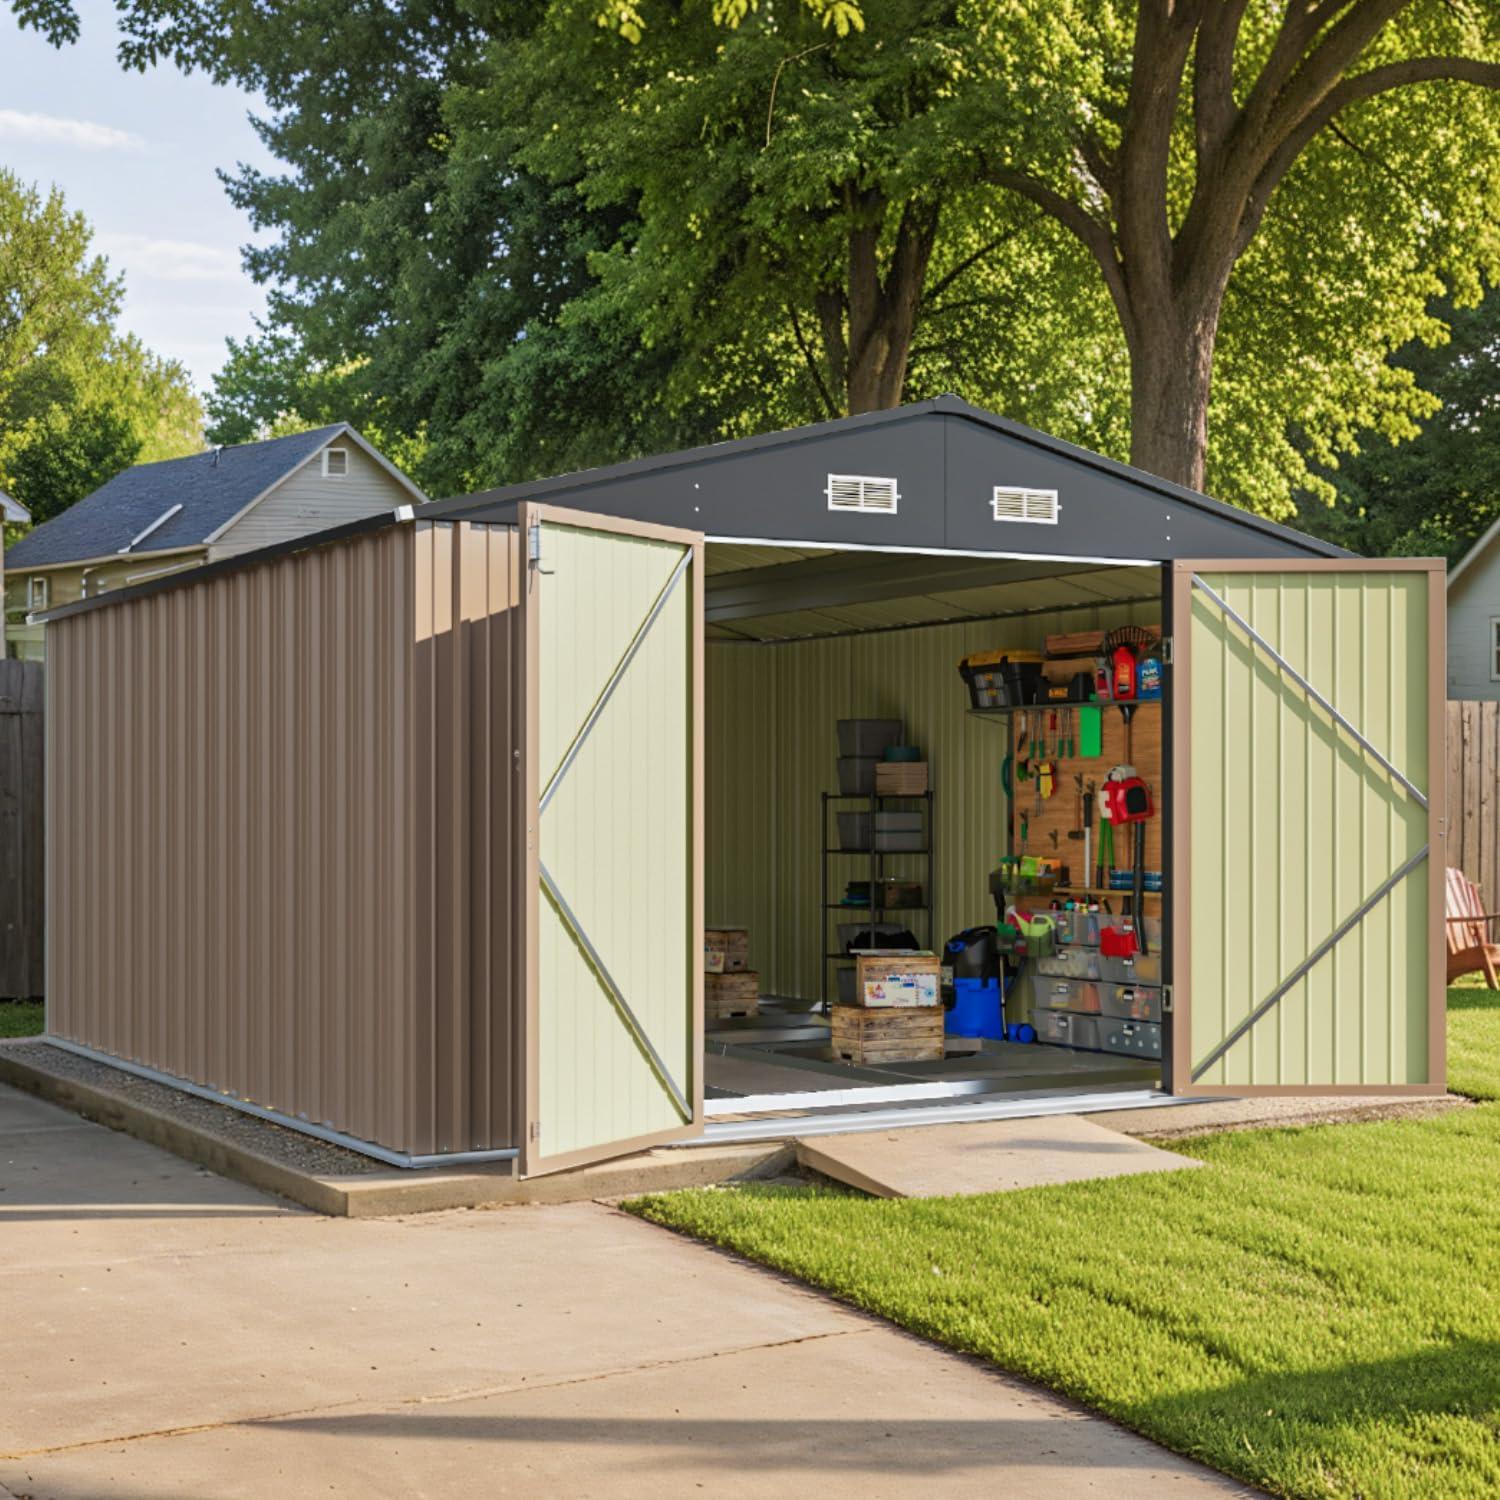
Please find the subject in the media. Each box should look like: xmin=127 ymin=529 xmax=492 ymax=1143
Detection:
xmin=21 ymin=0 xmax=1499 ymax=522
xmin=1293 ymin=289 xmax=1500 ymax=562
xmin=0 ymin=170 xmax=202 ymax=525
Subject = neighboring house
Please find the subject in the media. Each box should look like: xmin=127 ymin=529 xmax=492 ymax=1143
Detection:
xmin=1447 ymin=518 xmax=1500 ymax=700
xmin=1 ymin=491 xmax=32 ymax=613
xmin=3 ymin=426 xmax=425 ymax=660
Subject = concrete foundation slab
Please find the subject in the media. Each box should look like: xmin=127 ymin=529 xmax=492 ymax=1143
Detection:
xmin=0 ymin=1083 xmax=1250 ymax=1498
xmin=797 ymin=1115 xmax=1200 ymax=1198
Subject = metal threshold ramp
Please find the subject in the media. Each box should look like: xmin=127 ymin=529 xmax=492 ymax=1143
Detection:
xmin=693 ymin=1086 xmax=1189 ymax=1145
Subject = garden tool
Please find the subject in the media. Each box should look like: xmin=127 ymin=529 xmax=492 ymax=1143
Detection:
xmin=1105 ymin=626 xmax=1158 ymax=761
xmin=1079 ymin=704 xmax=1102 ymax=758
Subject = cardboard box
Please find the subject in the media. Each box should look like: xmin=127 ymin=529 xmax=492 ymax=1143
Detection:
xmin=851 ymin=950 xmax=941 ymax=1008
xmin=704 ymin=928 xmax=749 ymax=974
xmin=874 ymin=760 xmax=929 ymax=795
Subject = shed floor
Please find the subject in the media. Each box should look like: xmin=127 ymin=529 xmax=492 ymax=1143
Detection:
xmin=706 ymin=999 xmax=1158 ymax=1115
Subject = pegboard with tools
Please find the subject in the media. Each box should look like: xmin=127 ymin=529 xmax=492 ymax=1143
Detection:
xmin=1010 ymin=700 xmax=1163 ymax=903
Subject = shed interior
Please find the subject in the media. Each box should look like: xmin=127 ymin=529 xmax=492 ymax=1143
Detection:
xmin=700 ymin=539 xmax=1172 ymax=1124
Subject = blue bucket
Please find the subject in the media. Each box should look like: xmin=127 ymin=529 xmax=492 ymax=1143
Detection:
xmin=947 ymin=977 xmax=1005 ymax=1039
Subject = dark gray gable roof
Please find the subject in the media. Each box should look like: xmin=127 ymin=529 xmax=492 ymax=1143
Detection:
xmin=5 ymin=425 xmax=349 ymax=570
xmin=427 ymin=395 xmax=1350 ymax=561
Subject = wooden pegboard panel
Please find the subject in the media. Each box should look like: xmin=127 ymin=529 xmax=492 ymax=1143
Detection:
xmin=1010 ymin=701 xmax=1163 ymax=901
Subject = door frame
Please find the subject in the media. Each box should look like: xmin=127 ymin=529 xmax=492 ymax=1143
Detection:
xmin=1167 ymin=557 xmax=1447 ymax=1097
xmin=516 ymin=501 xmax=706 ymax=1176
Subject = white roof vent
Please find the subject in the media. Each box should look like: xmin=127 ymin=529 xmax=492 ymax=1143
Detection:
xmin=826 ymin=473 xmax=900 ymax=514
xmin=992 ymin=486 xmax=1060 ymax=525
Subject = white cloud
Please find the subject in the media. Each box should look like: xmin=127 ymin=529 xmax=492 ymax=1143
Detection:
xmin=96 ymin=233 xmax=243 ymax=283
xmin=0 ymin=108 xmax=143 ymax=151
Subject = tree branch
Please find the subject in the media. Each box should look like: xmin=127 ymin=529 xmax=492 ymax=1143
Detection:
xmin=1243 ymin=54 xmax=1500 ymax=253
xmin=922 ymin=228 xmax=1020 ymax=305
xmin=787 ymin=301 xmax=838 ymax=419
xmin=1193 ymin=0 xmax=1252 ymax=168
xmin=981 ymin=165 xmax=1128 ymax=322
xmin=1248 ymin=0 xmax=1411 ymax=171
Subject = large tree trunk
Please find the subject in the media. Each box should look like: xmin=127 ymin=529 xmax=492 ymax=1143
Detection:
xmin=814 ymin=189 xmax=939 ymax=416
xmin=1123 ymin=281 xmax=1226 ymax=492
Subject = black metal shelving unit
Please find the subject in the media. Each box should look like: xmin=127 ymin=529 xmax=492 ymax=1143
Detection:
xmin=820 ymin=788 xmax=935 ymax=1012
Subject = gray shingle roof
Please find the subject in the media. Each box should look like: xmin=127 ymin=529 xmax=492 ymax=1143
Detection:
xmin=5 ymin=425 xmax=348 ymax=569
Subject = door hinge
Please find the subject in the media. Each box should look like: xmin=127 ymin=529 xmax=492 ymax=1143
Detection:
xmin=528 ymin=1120 xmax=541 ymax=1143
xmin=1161 ymin=985 xmax=1174 ymax=1013
xmin=528 ymin=523 xmax=553 ymax=576
xmin=1160 ymin=635 xmax=1174 ymax=666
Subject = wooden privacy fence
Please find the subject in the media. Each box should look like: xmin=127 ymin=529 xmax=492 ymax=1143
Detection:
xmin=0 ymin=659 xmax=44 ymax=998
xmin=1447 ymin=700 xmax=1500 ymax=906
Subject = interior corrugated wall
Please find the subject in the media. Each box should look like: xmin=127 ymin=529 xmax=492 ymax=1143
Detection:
xmin=1186 ymin=570 xmax=1431 ymax=1087
xmin=706 ymin=598 xmax=1160 ymax=1001
xmin=46 ymin=520 xmax=521 ymax=1157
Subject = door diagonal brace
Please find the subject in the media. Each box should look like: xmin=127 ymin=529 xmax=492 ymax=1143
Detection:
xmin=541 ymin=548 xmax=691 ymax=815
xmin=539 ymin=860 xmax=692 ymax=1122
xmin=1191 ymin=843 xmax=1430 ymax=1082
xmin=1190 ymin=574 xmax=1428 ymax=809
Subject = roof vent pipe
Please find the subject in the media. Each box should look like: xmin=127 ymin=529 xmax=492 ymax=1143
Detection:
xmin=212 ymin=445 xmax=223 ymax=467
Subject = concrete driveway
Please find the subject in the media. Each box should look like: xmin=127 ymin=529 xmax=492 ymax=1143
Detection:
xmin=0 ymin=1084 xmax=1253 ymax=1499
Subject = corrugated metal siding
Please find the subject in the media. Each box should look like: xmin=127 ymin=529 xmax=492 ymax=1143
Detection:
xmin=210 ymin=443 xmax=408 ymax=558
xmin=1187 ymin=570 xmax=1431 ymax=1087
xmin=46 ymin=520 xmax=521 ymax=1156
xmin=707 ymin=594 xmax=1160 ymax=1001
xmin=537 ymin=523 xmax=694 ymax=1158
xmin=1445 ymin=564 xmax=1500 ymax=701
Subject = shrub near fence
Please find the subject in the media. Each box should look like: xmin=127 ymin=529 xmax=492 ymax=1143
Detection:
xmin=1448 ymin=700 xmax=1500 ymax=909
xmin=0 ymin=659 xmax=44 ymax=999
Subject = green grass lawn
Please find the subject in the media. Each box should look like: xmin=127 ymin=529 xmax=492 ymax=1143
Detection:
xmin=0 ymin=1000 xmax=43 ymax=1038
xmin=632 ymin=987 xmax=1500 ymax=1499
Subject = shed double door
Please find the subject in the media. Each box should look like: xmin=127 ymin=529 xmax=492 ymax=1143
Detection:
xmin=519 ymin=505 xmax=703 ymax=1175
xmin=1168 ymin=559 xmax=1445 ymax=1095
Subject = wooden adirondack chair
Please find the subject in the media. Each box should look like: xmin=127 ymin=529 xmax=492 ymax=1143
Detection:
xmin=1446 ymin=867 xmax=1500 ymax=989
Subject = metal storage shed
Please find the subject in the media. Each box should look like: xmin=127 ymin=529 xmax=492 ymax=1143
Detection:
xmin=39 ymin=398 xmax=1446 ymax=1174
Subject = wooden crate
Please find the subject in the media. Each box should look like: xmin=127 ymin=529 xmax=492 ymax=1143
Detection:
xmin=1044 ymin=629 xmax=1105 ymax=658
xmin=706 ymin=970 xmax=759 ymax=1018
xmin=851 ymin=950 xmax=941 ymax=1008
xmin=830 ymin=1005 xmax=945 ymax=1064
xmin=704 ymin=927 xmax=750 ymax=973
xmin=874 ymin=760 xmax=929 ymax=795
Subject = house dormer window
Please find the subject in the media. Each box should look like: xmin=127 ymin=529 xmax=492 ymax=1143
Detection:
xmin=28 ymin=576 xmax=48 ymax=611
xmin=323 ymin=446 xmax=349 ymax=478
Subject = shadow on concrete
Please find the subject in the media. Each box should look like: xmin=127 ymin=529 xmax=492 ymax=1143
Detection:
xmin=251 ymin=1411 xmax=1196 ymax=1475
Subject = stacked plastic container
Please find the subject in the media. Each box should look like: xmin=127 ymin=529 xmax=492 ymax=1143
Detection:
xmin=1028 ymin=909 xmax=1165 ymax=1059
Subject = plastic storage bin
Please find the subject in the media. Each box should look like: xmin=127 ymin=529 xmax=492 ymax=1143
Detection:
xmin=837 ymin=812 xmax=872 ymax=850
xmin=947 ymin=977 xmax=1004 ymax=1039
xmin=1100 ymin=983 xmax=1163 ymax=1023
xmin=1096 ymin=949 xmax=1164 ymax=985
xmin=1101 ymin=1019 xmax=1162 ymax=1058
xmin=874 ymin=811 xmax=924 ymax=852
xmin=1052 ymin=908 xmax=1103 ymax=948
xmin=1035 ymin=978 xmax=1102 ymax=1013
xmin=1099 ymin=911 xmax=1163 ymax=948
xmin=837 ymin=921 xmax=918 ymax=953
xmin=1034 ymin=948 xmax=1100 ymax=980
xmin=837 ymin=719 xmax=903 ymax=757
xmin=838 ymin=756 xmax=879 ymax=794
xmin=1032 ymin=1010 xmax=1101 ymax=1050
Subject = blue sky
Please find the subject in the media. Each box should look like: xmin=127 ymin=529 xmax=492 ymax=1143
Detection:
xmin=0 ymin=0 xmax=275 ymax=394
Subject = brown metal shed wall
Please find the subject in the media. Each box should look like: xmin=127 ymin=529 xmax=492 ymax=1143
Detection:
xmin=409 ymin=521 xmax=522 ymax=1154
xmin=46 ymin=520 xmax=521 ymax=1157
